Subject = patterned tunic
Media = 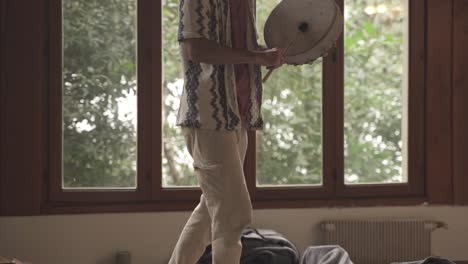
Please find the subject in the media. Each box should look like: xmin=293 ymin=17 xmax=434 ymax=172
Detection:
xmin=176 ymin=0 xmax=264 ymax=131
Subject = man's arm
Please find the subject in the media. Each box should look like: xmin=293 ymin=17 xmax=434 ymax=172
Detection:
xmin=182 ymin=38 xmax=285 ymax=67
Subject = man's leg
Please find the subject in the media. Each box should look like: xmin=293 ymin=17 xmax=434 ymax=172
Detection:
xmin=168 ymin=194 xmax=212 ymax=264
xmin=192 ymin=128 xmax=252 ymax=264
xmin=168 ymin=128 xmax=212 ymax=264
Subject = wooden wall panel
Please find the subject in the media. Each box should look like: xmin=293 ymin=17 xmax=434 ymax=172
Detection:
xmin=453 ymin=0 xmax=468 ymax=205
xmin=0 ymin=0 xmax=45 ymax=215
xmin=0 ymin=0 xmax=6 ymax=214
xmin=425 ymin=0 xmax=454 ymax=204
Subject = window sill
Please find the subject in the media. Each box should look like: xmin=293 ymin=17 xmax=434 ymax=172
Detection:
xmin=40 ymin=196 xmax=428 ymax=215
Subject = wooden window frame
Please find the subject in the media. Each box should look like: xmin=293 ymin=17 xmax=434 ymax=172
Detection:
xmin=47 ymin=0 xmax=158 ymax=205
xmin=332 ymin=0 xmax=426 ymax=199
xmin=44 ymin=0 xmax=427 ymax=214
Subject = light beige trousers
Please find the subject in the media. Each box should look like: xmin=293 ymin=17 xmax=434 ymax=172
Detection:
xmin=168 ymin=127 xmax=253 ymax=264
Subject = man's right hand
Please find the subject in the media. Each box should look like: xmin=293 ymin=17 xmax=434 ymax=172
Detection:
xmin=253 ymin=48 xmax=286 ymax=68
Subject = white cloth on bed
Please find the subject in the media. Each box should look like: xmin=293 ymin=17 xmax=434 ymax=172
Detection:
xmin=300 ymin=245 xmax=354 ymax=264
xmin=391 ymin=256 xmax=456 ymax=264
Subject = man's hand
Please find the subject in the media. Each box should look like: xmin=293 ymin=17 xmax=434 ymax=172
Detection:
xmin=253 ymin=47 xmax=286 ymax=69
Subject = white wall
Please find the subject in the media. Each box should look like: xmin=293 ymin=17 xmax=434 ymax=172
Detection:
xmin=1 ymin=206 xmax=468 ymax=264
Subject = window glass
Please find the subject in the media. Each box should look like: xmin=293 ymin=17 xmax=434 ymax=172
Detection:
xmin=62 ymin=0 xmax=138 ymax=188
xmin=344 ymin=0 xmax=409 ymax=184
xmin=162 ymin=0 xmax=198 ymax=187
xmin=256 ymin=0 xmax=323 ymax=186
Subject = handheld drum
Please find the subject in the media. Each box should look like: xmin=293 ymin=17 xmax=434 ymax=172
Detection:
xmin=262 ymin=0 xmax=343 ymax=82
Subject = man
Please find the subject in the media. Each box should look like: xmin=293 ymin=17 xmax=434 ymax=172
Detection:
xmin=168 ymin=0 xmax=285 ymax=262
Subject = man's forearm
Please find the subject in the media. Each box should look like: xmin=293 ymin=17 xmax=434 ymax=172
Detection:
xmin=183 ymin=38 xmax=258 ymax=64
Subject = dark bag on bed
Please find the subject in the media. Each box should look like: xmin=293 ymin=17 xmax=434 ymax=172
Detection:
xmin=197 ymin=227 xmax=300 ymax=264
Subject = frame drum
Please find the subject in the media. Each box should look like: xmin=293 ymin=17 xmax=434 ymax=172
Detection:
xmin=264 ymin=0 xmax=343 ymax=65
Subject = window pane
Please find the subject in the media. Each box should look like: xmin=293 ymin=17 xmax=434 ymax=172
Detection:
xmin=62 ymin=0 xmax=137 ymax=188
xmin=161 ymin=0 xmax=197 ymax=187
xmin=256 ymin=0 xmax=323 ymax=186
xmin=344 ymin=0 xmax=409 ymax=184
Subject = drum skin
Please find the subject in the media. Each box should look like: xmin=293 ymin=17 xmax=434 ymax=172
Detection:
xmin=264 ymin=0 xmax=343 ymax=65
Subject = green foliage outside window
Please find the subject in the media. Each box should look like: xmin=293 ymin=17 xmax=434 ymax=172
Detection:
xmin=62 ymin=0 xmax=137 ymax=188
xmin=344 ymin=0 xmax=407 ymax=184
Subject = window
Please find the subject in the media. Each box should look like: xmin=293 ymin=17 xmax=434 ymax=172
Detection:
xmin=256 ymin=1 xmax=323 ymax=187
xmin=161 ymin=0 xmax=197 ymax=188
xmin=48 ymin=0 xmax=157 ymax=204
xmin=47 ymin=0 xmax=425 ymax=211
xmin=61 ymin=0 xmax=138 ymax=189
xmin=249 ymin=0 xmax=424 ymax=201
xmin=335 ymin=0 xmax=425 ymax=198
xmin=344 ymin=0 xmax=409 ymax=185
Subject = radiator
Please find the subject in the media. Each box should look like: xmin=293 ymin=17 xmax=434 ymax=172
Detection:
xmin=321 ymin=219 xmax=446 ymax=264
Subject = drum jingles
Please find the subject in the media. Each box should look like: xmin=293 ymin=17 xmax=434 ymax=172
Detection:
xmin=262 ymin=0 xmax=344 ymax=82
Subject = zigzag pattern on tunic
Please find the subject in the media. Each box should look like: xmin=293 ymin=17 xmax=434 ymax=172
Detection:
xmin=210 ymin=66 xmax=222 ymax=130
xmin=246 ymin=84 xmax=254 ymax=126
xmin=246 ymin=18 xmax=257 ymax=128
xmin=245 ymin=5 xmax=264 ymax=130
xmin=250 ymin=64 xmax=264 ymax=129
xmin=216 ymin=0 xmax=225 ymax=43
xmin=207 ymin=0 xmax=217 ymax=40
xmin=216 ymin=65 xmax=230 ymax=130
xmin=181 ymin=61 xmax=202 ymax=128
xmin=177 ymin=0 xmax=185 ymax=41
xmin=195 ymin=0 xmax=206 ymax=37
xmin=224 ymin=65 xmax=240 ymax=130
xmin=228 ymin=108 xmax=240 ymax=130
